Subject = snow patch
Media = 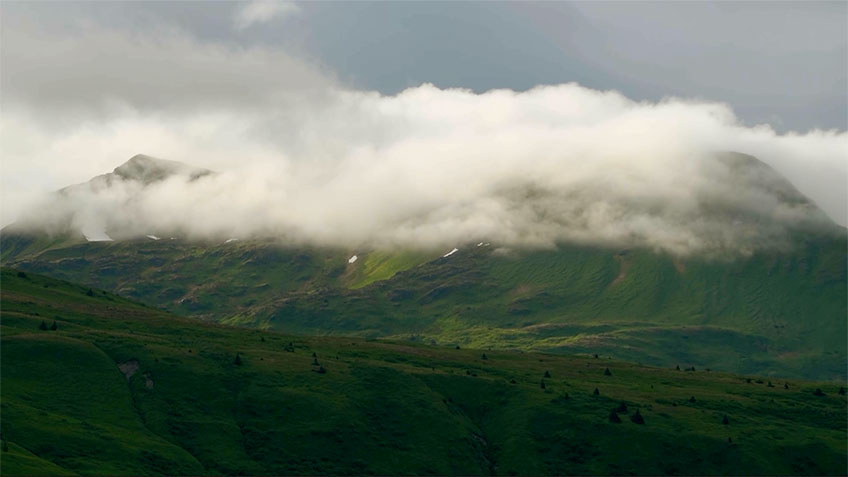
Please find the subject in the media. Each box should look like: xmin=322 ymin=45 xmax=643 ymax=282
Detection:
xmin=146 ymin=234 xmax=161 ymax=240
xmin=224 ymin=238 xmax=239 ymax=243
xmin=83 ymin=227 xmax=113 ymax=242
xmin=348 ymin=255 xmax=358 ymax=264
xmin=443 ymin=248 xmax=459 ymax=258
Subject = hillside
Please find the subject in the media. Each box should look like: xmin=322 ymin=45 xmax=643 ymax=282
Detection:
xmin=2 ymin=229 xmax=845 ymax=381
xmin=1 ymin=268 xmax=846 ymax=475
xmin=1 ymin=153 xmax=845 ymax=381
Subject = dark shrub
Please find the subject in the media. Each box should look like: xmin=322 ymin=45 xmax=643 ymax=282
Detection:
xmin=50 ymin=321 xmax=57 ymax=331
xmin=604 ymin=368 xmax=612 ymax=376
xmin=839 ymin=387 xmax=846 ymax=396
xmin=615 ymin=402 xmax=628 ymax=413
xmin=630 ymin=410 xmax=645 ymax=424
xmin=86 ymin=288 xmax=95 ymax=297
xmin=317 ymin=366 xmax=327 ymax=374
xmin=689 ymin=396 xmax=696 ymax=403
xmin=813 ymin=388 xmax=825 ymax=396
xmin=540 ymin=380 xmax=546 ymax=389
xmin=722 ymin=415 xmax=730 ymax=425
xmin=593 ymin=388 xmax=599 ymax=396
xmin=481 ymin=353 xmax=488 ymax=360
xmin=38 ymin=320 xmax=48 ymax=331
xmin=609 ymin=411 xmax=621 ymax=423
xmin=544 ymin=370 xmax=551 ymax=378
xmin=16 ymin=271 xmax=27 ymax=279
xmin=234 ymin=353 xmax=242 ymax=366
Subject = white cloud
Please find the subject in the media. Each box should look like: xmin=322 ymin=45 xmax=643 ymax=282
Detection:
xmin=1 ymin=18 xmax=845 ymax=257
xmin=234 ymin=1 xmax=299 ymax=30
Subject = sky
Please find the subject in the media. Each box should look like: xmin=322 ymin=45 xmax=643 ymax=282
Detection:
xmin=1 ymin=1 xmax=846 ymax=250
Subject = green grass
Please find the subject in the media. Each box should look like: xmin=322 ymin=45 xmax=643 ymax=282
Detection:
xmin=1 ymin=268 xmax=846 ymax=475
xmin=2 ymin=230 xmax=845 ymax=380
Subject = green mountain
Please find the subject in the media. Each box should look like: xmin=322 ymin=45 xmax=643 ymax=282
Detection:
xmin=2 ymin=154 xmax=845 ymax=381
xmin=2 ymin=268 xmax=846 ymax=475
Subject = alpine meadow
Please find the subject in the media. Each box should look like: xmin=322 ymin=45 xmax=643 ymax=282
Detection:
xmin=1 ymin=2 xmax=846 ymax=476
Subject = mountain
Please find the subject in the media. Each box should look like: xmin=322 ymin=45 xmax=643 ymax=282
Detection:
xmin=2 ymin=268 xmax=845 ymax=475
xmin=4 ymin=154 xmax=213 ymax=243
xmin=1 ymin=154 xmax=845 ymax=380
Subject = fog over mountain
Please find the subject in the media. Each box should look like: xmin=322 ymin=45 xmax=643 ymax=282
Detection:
xmin=1 ymin=5 xmax=846 ymax=255
xmin=8 ymin=82 xmax=844 ymax=256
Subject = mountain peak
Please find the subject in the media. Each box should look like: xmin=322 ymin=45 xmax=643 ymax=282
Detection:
xmin=113 ymin=154 xmax=211 ymax=184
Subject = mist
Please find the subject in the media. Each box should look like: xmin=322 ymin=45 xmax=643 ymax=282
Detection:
xmin=4 ymin=82 xmax=845 ymax=256
xmin=1 ymin=14 xmax=845 ymax=256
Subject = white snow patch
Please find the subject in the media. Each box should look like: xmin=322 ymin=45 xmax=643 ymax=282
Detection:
xmin=224 ymin=238 xmax=239 ymax=243
xmin=146 ymin=234 xmax=161 ymax=240
xmin=82 ymin=227 xmax=113 ymax=242
xmin=443 ymin=248 xmax=459 ymax=258
xmin=477 ymin=242 xmax=484 ymax=247
xmin=348 ymin=255 xmax=358 ymax=264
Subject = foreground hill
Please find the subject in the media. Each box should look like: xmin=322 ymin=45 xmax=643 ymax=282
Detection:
xmin=1 ymin=268 xmax=846 ymax=475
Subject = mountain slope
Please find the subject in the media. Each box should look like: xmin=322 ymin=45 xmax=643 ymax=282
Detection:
xmin=2 ymin=229 xmax=844 ymax=380
xmin=1 ymin=268 xmax=846 ymax=475
xmin=1 ymin=153 xmax=845 ymax=380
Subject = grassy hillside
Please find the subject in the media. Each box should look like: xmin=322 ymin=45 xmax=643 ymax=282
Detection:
xmin=3 ymin=227 xmax=845 ymax=380
xmin=1 ymin=268 xmax=846 ymax=475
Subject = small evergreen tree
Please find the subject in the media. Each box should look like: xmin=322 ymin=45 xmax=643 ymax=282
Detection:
xmin=615 ymin=402 xmax=628 ymax=413
xmin=608 ymin=411 xmax=621 ymax=423
xmin=813 ymin=388 xmax=825 ymax=396
xmin=784 ymin=382 xmax=789 ymax=390
xmin=317 ymin=366 xmax=327 ymax=374
xmin=675 ymin=365 xmax=680 ymax=371
xmin=481 ymin=353 xmax=488 ymax=360
xmin=234 ymin=353 xmax=242 ymax=366
xmin=86 ymin=288 xmax=95 ymax=297
xmin=593 ymin=387 xmax=600 ymax=396
xmin=544 ymin=370 xmax=551 ymax=378
xmin=312 ymin=352 xmax=317 ymax=358
xmin=630 ymin=409 xmax=645 ymax=424
xmin=312 ymin=357 xmax=320 ymax=366
xmin=16 ymin=271 xmax=27 ymax=279
xmin=839 ymin=387 xmax=846 ymax=396
xmin=593 ymin=354 xmax=599 ymax=359
xmin=540 ymin=380 xmax=546 ymax=389
xmin=689 ymin=396 xmax=696 ymax=403
xmin=767 ymin=381 xmax=774 ymax=388
xmin=722 ymin=414 xmax=730 ymax=425
xmin=604 ymin=367 xmax=612 ymax=376
xmin=50 ymin=321 xmax=57 ymax=331
xmin=38 ymin=320 xmax=48 ymax=331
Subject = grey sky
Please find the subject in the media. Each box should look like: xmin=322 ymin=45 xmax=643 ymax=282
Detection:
xmin=4 ymin=1 xmax=844 ymax=132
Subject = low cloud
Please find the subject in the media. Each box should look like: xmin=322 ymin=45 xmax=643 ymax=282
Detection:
xmin=1 ymin=17 xmax=845 ymax=256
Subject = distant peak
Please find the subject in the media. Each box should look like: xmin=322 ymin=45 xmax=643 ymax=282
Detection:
xmin=113 ymin=154 xmax=212 ymax=184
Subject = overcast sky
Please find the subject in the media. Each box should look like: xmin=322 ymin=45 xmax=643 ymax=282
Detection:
xmin=1 ymin=1 xmax=846 ymax=234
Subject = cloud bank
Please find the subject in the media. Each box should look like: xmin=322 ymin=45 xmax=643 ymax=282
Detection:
xmin=1 ymin=16 xmax=845 ymax=256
